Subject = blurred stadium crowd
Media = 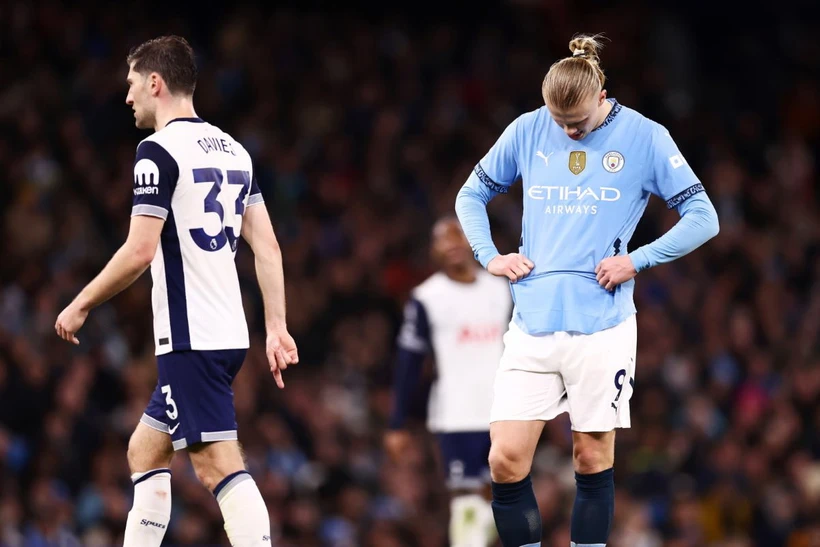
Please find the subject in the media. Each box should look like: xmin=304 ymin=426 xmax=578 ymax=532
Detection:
xmin=1 ymin=1 xmax=819 ymax=546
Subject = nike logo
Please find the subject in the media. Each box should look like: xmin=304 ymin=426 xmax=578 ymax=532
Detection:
xmin=536 ymin=150 xmax=554 ymax=166
xmin=168 ymin=423 xmax=180 ymax=435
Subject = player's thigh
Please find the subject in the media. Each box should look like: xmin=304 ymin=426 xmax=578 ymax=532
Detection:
xmin=491 ymin=323 xmax=569 ymax=423
xmin=127 ymin=421 xmax=174 ymax=473
xmin=147 ymin=349 xmax=247 ymax=452
xmin=572 ymin=430 xmax=615 ymax=474
xmin=187 ymin=439 xmax=246 ymax=491
xmin=562 ymin=314 xmax=637 ymax=433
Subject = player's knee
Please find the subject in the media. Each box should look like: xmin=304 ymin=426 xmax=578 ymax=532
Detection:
xmin=189 ymin=441 xmax=245 ymax=492
xmin=127 ymin=427 xmax=172 ymax=473
xmin=488 ymin=442 xmax=531 ymax=483
xmin=573 ymin=442 xmax=613 ymax=474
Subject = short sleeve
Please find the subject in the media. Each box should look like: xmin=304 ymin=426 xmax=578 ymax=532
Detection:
xmin=247 ymin=173 xmax=264 ymax=207
xmin=474 ymin=117 xmax=522 ymax=194
xmin=644 ymin=124 xmax=705 ymax=209
xmin=131 ymin=141 xmax=179 ymax=219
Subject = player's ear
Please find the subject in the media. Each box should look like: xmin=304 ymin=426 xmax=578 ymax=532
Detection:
xmin=599 ymin=89 xmax=607 ymax=105
xmin=150 ymin=72 xmax=161 ymax=97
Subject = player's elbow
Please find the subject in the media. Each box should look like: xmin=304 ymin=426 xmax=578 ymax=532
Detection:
xmin=700 ymin=205 xmax=720 ymax=241
xmin=131 ymin=241 xmax=157 ymax=268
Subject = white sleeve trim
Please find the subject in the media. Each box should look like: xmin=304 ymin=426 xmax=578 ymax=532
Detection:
xmin=247 ymin=193 xmax=264 ymax=206
xmin=131 ymin=204 xmax=169 ymax=220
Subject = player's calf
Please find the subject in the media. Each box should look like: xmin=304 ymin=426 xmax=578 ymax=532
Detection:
xmin=124 ymin=423 xmax=174 ymax=547
xmin=571 ymin=431 xmax=616 ymax=546
xmin=488 ymin=421 xmax=544 ymax=547
xmin=189 ymin=440 xmax=271 ymax=546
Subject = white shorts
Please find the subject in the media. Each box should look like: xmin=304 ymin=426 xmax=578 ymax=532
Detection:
xmin=490 ymin=314 xmax=637 ymax=432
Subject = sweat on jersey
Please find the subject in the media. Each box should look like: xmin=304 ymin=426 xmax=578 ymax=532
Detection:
xmin=455 ymin=100 xmax=719 ymax=336
xmin=389 ymin=270 xmax=511 ymax=433
xmin=131 ymin=117 xmax=263 ymax=355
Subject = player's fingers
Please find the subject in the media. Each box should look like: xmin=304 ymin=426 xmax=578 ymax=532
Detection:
xmin=505 ymin=269 xmax=518 ymax=282
xmin=277 ymin=347 xmax=290 ymax=369
xmin=519 ymin=262 xmax=532 ymax=276
xmin=272 ymin=366 xmax=285 ymax=389
xmin=71 ymin=335 xmax=79 ymax=345
xmin=523 ymin=257 xmax=535 ymax=269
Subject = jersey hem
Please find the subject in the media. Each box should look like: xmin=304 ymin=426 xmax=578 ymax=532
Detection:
xmin=155 ymin=341 xmax=250 ymax=356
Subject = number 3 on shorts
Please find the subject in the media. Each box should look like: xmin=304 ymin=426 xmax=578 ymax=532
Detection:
xmin=161 ymin=384 xmax=178 ymax=420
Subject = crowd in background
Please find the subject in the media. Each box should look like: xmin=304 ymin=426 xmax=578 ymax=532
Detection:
xmin=1 ymin=1 xmax=819 ymax=545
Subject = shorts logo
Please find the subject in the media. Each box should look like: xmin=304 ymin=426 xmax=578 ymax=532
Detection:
xmin=569 ymin=151 xmax=586 ymax=175
xmin=602 ymin=151 xmax=625 ymax=173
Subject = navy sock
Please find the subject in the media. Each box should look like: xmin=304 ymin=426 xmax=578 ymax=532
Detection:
xmin=570 ymin=468 xmax=614 ymax=545
xmin=491 ymin=475 xmax=542 ymax=547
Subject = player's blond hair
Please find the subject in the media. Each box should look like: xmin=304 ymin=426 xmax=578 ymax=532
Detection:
xmin=542 ymin=34 xmax=607 ymax=110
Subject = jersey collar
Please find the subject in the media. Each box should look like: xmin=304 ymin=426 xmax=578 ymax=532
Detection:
xmin=592 ymin=99 xmax=621 ymax=132
xmin=166 ymin=117 xmax=205 ymax=126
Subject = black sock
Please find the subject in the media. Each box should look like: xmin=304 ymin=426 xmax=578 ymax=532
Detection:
xmin=490 ymin=475 xmax=542 ymax=547
xmin=570 ymin=468 xmax=615 ymax=545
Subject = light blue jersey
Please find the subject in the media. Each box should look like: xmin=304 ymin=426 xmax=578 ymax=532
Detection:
xmin=456 ymin=99 xmax=719 ymax=335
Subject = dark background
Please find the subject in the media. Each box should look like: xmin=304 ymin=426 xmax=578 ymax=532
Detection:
xmin=0 ymin=0 xmax=819 ymax=545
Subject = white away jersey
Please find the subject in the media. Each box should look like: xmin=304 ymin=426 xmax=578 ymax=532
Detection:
xmin=398 ymin=270 xmax=512 ymax=432
xmin=131 ymin=117 xmax=263 ymax=355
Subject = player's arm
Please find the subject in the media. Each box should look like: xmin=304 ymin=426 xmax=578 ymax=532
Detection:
xmin=240 ymin=187 xmax=299 ymax=389
xmin=55 ymin=216 xmax=163 ymax=344
xmin=596 ymin=126 xmax=720 ymax=290
xmin=56 ymin=141 xmax=176 ymax=344
xmin=385 ymin=298 xmax=431 ymax=463
xmin=455 ymin=116 xmax=533 ymax=282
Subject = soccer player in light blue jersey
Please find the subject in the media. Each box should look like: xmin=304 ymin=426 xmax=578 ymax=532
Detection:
xmin=455 ymin=34 xmax=719 ymax=547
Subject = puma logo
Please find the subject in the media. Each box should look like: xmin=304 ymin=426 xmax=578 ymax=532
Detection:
xmin=536 ymin=151 xmax=554 ymax=166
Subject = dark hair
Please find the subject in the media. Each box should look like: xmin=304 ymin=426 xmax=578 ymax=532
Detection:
xmin=127 ymin=35 xmax=197 ymax=96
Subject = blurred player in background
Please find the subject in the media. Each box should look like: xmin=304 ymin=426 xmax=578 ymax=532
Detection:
xmin=54 ymin=36 xmax=297 ymax=547
xmin=455 ymin=35 xmax=719 ymax=547
xmin=385 ymin=217 xmax=511 ymax=547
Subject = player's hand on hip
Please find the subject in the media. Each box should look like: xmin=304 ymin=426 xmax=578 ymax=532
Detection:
xmin=595 ymin=255 xmax=637 ymax=291
xmin=266 ymin=328 xmax=299 ymax=389
xmin=383 ymin=429 xmax=412 ymax=464
xmin=487 ymin=253 xmax=534 ymax=283
xmin=55 ymin=303 xmax=88 ymax=345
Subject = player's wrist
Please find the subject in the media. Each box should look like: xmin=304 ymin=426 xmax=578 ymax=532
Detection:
xmin=265 ymin=321 xmax=287 ymax=335
xmin=73 ymin=293 xmax=94 ymax=313
xmin=627 ymin=250 xmax=648 ymax=273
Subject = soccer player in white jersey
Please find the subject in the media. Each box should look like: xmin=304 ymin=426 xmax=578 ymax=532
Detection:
xmin=385 ymin=217 xmax=511 ymax=547
xmin=54 ymin=36 xmax=296 ymax=547
xmin=455 ymin=35 xmax=719 ymax=547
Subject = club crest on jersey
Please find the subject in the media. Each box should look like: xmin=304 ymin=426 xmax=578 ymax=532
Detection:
xmin=569 ymin=151 xmax=586 ymax=175
xmin=602 ymin=151 xmax=625 ymax=173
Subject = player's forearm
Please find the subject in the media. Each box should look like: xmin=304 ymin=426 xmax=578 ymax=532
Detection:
xmin=455 ymin=171 xmax=501 ymax=268
xmin=75 ymin=243 xmax=152 ymax=311
xmin=629 ymin=193 xmax=720 ymax=272
xmin=254 ymin=243 xmax=288 ymax=331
